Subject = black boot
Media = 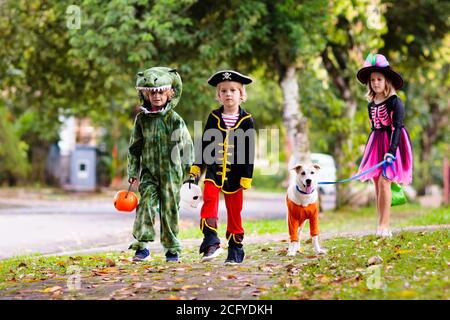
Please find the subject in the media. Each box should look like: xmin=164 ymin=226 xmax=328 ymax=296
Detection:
xmin=225 ymin=233 xmax=244 ymax=264
xmin=199 ymin=218 xmax=223 ymax=262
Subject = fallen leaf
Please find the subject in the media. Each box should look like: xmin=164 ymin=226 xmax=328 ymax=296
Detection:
xmin=251 ymin=290 xmax=262 ymax=296
xmin=368 ymin=256 xmax=383 ymax=266
xmin=98 ymin=267 xmax=119 ymax=274
xmin=398 ymin=290 xmax=417 ymax=298
xmin=181 ymin=285 xmax=199 ymax=290
xmin=260 ymin=266 xmax=273 ymax=273
xmin=150 ymin=286 xmax=169 ymax=292
xmin=69 ymin=256 xmax=82 ymax=261
xmin=395 ymin=249 xmax=414 ymax=254
xmin=106 ymin=259 xmax=116 ymax=267
xmin=41 ymin=286 xmax=63 ymax=293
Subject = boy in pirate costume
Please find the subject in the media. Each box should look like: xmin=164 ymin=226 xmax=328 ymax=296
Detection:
xmin=128 ymin=67 xmax=194 ymax=262
xmin=190 ymin=70 xmax=255 ymax=264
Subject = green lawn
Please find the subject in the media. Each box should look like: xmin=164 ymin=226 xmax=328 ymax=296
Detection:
xmin=260 ymin=229 xmax=450 ymax=299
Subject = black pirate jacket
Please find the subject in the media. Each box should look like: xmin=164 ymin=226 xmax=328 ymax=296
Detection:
xmin=191 ymin=106 xmax=255 ymax=193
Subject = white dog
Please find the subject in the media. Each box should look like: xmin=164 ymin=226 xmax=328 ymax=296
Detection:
xmin=286 ymin=163 xmax=326 ymax=256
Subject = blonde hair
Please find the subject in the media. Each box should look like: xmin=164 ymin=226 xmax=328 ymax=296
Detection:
xmin=365 ymin=73 xmax=396 ymax=102
xmin=141 ymin=88 xmax=175 ymax=101
xmin=215 ymin=82 xmax=247 ymax=103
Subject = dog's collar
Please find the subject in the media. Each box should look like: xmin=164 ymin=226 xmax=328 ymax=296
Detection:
xmin=296 ymin=185 xmax=315 ymax=195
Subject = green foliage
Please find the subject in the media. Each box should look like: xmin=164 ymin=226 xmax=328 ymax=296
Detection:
xmin=251 ymin=168 xmax=287 ymax=193
xmin=0 ymin=104 xmax=30 ymax=182
xmin=0 ymin=0 xmax=448 ymax=191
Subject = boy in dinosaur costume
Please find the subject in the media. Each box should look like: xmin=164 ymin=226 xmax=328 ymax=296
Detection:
xmin=128 ymin=67 xmax=194 ymax=262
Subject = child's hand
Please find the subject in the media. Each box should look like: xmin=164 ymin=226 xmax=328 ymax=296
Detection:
xmin=189 ymin=165 xmax=201 ymax=178
xmin=383 ymin=153 xmax=396 ymax=163
xmin=240 ymin=177 xmax=252 ymax=190
xmin=128 ymin=177 xmax=138 ymax=185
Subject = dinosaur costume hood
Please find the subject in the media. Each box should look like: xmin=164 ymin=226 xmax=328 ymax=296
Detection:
xmin=135 ymin=67 xmax=182 ymax=117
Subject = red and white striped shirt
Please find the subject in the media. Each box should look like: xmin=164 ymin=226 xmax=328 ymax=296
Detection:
xmin=221 ymin=113 xmax=239 ymax=129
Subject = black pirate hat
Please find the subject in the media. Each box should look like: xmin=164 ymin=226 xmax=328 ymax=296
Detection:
xmin=207 ymin=70 xmax=253 ymax=87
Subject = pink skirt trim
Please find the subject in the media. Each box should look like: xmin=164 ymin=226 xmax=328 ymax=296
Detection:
xmin=357 ymin=128 xmax=413 ymax=184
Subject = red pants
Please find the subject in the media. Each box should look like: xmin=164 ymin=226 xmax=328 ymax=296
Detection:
xmin=200 ymin=181 xmax=244 ymax=235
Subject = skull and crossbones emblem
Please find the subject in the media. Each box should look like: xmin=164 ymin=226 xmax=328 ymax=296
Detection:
xmin=222 ymin=72 xmax=232 ymax=80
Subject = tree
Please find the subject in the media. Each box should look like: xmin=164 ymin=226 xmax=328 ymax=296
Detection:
xmin=0 ymin=103 xmax=29 ymax=184
xmin=317 ymin=0 xmax=387 ymax=204
xmin=0 ymin=0 xmax=120 ymax=182
xmin=187 ymin=0 xmax=329 ymax=165
xmin=382 ymin=0 xmax=450 ymax=194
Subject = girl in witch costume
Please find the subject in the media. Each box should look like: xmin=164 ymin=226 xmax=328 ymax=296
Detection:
xmin=128 ymin=67 xmax=194 ymax=262
xmin=356 ymin=53 xmax=413 ymax=237
xmin=190 ymin=70 xmax=255 ymax=264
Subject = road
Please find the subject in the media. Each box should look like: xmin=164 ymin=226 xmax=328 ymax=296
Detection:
xmin=0 ymin=191 xmax=286 ymax=259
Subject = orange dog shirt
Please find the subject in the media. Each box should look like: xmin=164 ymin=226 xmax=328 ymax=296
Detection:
xmin=286 ymin=197 xmax=319 ymax=241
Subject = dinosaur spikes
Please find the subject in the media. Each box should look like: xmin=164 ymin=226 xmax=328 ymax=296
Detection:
xmin=135 ymin=85 xmax=171 ymax=93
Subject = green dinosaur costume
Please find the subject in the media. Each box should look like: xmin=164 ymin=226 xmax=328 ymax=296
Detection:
xmin=128 ymin=67 xmax=194 ymax=254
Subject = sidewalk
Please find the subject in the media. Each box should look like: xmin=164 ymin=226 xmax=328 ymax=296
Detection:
xmin=0 ymin=188 xmax=287 ymax=259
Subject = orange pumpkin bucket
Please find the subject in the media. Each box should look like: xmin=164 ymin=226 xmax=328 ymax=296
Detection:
xmin=114 ymin=184 xmax=139 ymax=212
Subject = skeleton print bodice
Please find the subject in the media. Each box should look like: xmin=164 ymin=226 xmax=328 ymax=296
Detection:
xmin=370 ymin=102 xmax=392 ymax=129
xmin=367 ymin=95 xmax=406 ymax=155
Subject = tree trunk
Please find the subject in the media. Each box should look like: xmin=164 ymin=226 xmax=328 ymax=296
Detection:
xmin=280 ymin=65 xmax=310 ymax=164
xmin=321 ymin=48 xmax=359 ymax=206
xmin=29 ymin=143 xmax=49 ymax=184
xmin=418 ymin=100 xmax=448 ymax=195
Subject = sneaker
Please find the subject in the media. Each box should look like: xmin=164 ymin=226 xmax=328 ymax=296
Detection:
xmin=376 ymin=228 xmax=392 ymax=238
xmin=380 ymin=229 xmax=393 ymax=238
xmin=201 ymin=245 xmax=224 ymax=262
xmin=165 ymin=251 xmax=179 ymax=263
xmin=375 ymin=228 xmax=383 ymax=237
xmin=225 ymin=246 xmax=245 ymax=265
xmin=133 ymin=248 xmax=150 ymax=261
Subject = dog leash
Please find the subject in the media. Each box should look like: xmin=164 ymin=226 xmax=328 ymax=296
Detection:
xmin=318 ymin=158 xmax=396 ymax=185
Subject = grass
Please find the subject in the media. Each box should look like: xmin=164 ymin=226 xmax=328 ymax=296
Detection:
xmin=0 ymin=253 xmax=117 ymax=291
xmin=260 ymin=229 xmax=450 ymax=300
xmin=400 ymin=205 xmax=450 ymax=226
